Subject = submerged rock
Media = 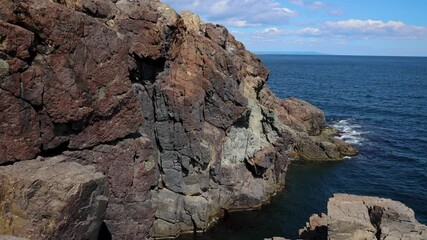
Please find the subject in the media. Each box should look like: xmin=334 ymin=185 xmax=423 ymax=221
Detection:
xmin=299 ymin=194 xmax=427 ymax=240
xmin=0 ymin=156 xmax=107 ymax=240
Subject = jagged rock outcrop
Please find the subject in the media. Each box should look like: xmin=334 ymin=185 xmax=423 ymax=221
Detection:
xmin=0 ymin=0 xmax=356 ymax=239
xmin=299 ymin=194 xmax=427 ymax=240
xmin=0 ymin=156 xmax=107 ymax=240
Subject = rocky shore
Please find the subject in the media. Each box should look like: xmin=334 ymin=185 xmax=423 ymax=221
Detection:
xmin=299 ymin=194 xmax=427 ymax=240
xmin=1 ymin=0 xmax=356 ymax=239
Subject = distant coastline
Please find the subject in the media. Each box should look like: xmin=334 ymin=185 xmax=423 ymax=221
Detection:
xmin=255 ymin=51 xmax=427 ymax=58
xmin=254 ymin=51 xmax=326 ymax=55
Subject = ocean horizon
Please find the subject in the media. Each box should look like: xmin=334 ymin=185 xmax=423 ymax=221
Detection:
xmin=254 ymin=52 xmax=427 ymax=58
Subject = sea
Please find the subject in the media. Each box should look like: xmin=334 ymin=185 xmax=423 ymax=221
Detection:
xmin=182 ymin=55 xmax=427 ymax=239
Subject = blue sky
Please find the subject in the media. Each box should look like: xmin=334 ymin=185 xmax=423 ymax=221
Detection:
xmin=162 ymin=0 xmax=427 ymax=56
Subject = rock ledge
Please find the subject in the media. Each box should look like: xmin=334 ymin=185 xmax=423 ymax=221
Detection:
xmin=299 ymin=194 xmax=427 ymax=240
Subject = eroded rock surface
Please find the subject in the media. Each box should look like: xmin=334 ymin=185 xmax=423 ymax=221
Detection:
xmin=299 ymin=194 xmax=427 ymax=240
xmin=1 ymin=0 xmax=357 ymax=238
xmin=64 ymin=136 xmax=157 ymax=239
xmin=0 ymin=156 xmax=107 ymax=240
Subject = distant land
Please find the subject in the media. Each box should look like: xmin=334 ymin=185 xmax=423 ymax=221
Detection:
xmin=255 ymin=52 xmax=427 ymax=57
xmin=254 ymin=51 xmax=327 ymax=55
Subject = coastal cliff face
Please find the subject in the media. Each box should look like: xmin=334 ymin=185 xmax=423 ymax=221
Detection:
xmin=0 ymin=0 xmax=356 ymax=239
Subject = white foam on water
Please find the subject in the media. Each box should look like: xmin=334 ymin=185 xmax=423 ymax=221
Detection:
xmin=333 ymin=119 xmax=366 ymax=145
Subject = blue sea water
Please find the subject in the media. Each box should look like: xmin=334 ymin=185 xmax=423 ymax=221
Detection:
xmin=185 ymin=55 xmax=427 ymax=239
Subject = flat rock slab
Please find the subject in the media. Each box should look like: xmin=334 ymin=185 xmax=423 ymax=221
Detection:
xmin=328 ymin=194 xmax=427 ymax=240
xmin=300 ymin=194 xmax=427 ymax=240
xmin=0 ymin=156 xmax=108 ymax=240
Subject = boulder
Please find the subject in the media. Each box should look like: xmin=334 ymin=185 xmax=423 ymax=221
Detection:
xmin=299 ymin=194 xmax=427 ymax=240
xmin=0 ymin=156 xmax=108 ymax=240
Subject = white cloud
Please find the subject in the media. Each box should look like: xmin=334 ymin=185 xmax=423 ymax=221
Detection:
xmin=256 ymin=19 xmax=427 ymax=39
xmin=162 ymin=0 xmax=298 ymax=27
xmin=296 ymin=27 xmax=322 ymax=36
xmin=288 ymin=0 xmax=304 ymax=7
xmin=229 ymin=20 xmax=261 ymax=27
xmin=323 ymin=19 xmax=427 ymax=38
xmin=288 ymin=0 xmax=327 ymax=9
xmin=328 ymin=9 xmax=343 ymax=16
xmin=288 ymin=0 xmax=341 ymax=14
xmin=211 ymin=0 xmax=229 ymax=14
xmin=263 ymin=27 xmax=282 ymax=33
xmin=273 ymin=7 xmax=298 ymax=17
xmin=307 ymin=1 xmax=327 ymax=9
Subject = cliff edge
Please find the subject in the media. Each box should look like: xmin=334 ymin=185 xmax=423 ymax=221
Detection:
xmin=0 ymin=0 xmax=356 ymax=239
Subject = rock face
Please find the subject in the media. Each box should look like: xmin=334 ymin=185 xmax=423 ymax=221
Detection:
xmin=0 ymin=0 xmax=356 ymax=239
xmin=0 ymin=156 xmax=107 ymax=240
xmin=299 ymin=194 xmax=427 ymax=240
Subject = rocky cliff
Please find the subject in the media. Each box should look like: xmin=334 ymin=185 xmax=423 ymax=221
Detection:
xmin=0 ymin=0 xmax=356 ymax=239
xmin=299 ymin=194 xmax=427 ymax=240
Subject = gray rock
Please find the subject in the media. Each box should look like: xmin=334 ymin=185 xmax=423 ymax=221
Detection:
xmin=163 ymin=168 xmax=185 ymax=193
xmin=299 ymin=194 xmax=427 ymax=240
xmin=328 ymin=194 xmax=427 ymax=240
xmin=0 ymin=236 xmax=29 ymax=240
xmin=0 ymin=156 xmax=108 ymax=240
xmin=0 ymin=59 xmax=9 ymax=77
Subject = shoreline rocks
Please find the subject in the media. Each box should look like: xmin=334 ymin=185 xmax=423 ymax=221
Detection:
xmin=299 ymin=194 xmax=427 ymax=240
xmin=1 ymin=0 xmax=357 ymax=239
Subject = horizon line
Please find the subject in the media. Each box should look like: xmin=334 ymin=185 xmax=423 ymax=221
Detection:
xmin=253 ymin=52 xmax=427 ymax=58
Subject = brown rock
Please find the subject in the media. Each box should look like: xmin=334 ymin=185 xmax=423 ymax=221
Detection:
xmin=0 ymin=156 xmax=108 ymax=240
xmin=281 ymin=97 xmax=326 ymax=136
xmin=0 ymin=89 xmax=41 ymax=164
xmin=259 ymin=88 xmax=357 ymax=161
xmin=1 ymin=0 xmax=143 ymax=156
xmin=64 ymin=136 xmax=158 ymax=240
xmin=0 ymin=0 xmax=359 ymax=239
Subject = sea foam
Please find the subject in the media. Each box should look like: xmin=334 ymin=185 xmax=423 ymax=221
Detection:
xmin=333 ymin=119 xmax=366 ymax=145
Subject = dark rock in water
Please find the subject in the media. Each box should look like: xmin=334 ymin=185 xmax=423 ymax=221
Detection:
xmin=299 ymin=194 xmax=427 ymax=240
xmin=0 ymin=156 xmax=107 ymax=240
xmin=265 ymin=237 xmax=290 ymax=240
xmin=299 ymin=213 xmax=328 ymax=240
xmin=0 ymin=0 xmax=358 ymax=239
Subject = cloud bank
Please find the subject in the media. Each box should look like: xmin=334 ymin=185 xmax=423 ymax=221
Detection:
xmin=162 ymin=0 xmax=297 ymax=27
xmin=258 ymin=19 xmax=427 ymax=39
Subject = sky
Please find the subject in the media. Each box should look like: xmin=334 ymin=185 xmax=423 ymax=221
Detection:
xmin=162 ymin=0 xmax=427 ymax=56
